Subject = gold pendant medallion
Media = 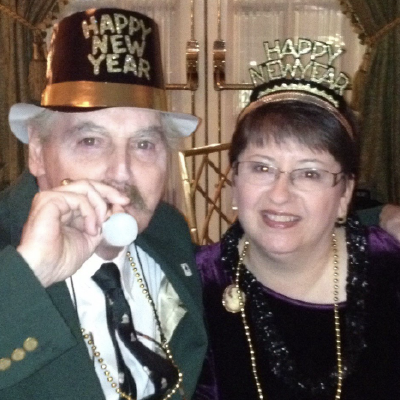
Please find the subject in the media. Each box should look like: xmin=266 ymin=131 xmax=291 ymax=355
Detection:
xmin=222 ymin=284 xmax=246 ymax=313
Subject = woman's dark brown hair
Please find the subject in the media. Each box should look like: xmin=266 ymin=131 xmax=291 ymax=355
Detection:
xmin=229 ymin=97 xmax=360 ymax=178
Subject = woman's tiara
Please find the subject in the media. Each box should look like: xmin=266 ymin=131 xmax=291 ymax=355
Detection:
xmin=241 ymin=38 xmax=354 ymax=137
xmin=249 ymin=38 xmax=350 ymax=102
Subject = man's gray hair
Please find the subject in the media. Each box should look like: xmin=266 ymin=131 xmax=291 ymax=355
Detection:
xmin=29 ymin=109 xmax=58 ymax=142
xmin=29 ymin=108 xmax=180 ymax=150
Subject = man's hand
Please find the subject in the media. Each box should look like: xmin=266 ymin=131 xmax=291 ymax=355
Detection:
xmin=16 ymin=180 xmax=130 ymax=288
xmin=379 ymin=204 xmax=400 ymax=242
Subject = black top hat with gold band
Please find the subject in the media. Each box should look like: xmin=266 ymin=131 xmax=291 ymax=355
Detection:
xmin=9 ymin=7 xmax=199 ymax=143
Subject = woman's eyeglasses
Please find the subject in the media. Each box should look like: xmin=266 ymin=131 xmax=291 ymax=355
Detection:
xmin=235 ymin=161 xmax=344 ymax=191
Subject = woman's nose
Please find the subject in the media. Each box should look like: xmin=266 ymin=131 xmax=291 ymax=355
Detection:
xmin=266 ymin=171 xmax=293 ymax=204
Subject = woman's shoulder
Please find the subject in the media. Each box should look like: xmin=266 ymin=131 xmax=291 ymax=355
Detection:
xmin=195 ymin=222 xmax=243 ymax=287
xmin=366 ymin=225 xmax=400 ymax=256
xmin=364 ymin=226 xmax=400 ymax=288
xmin=196 ymin=242 xmax=222 ymax=270
xmin=195 ymin=242 xmax=232 ymax=287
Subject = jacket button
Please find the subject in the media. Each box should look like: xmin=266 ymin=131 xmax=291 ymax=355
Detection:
xmin=23 ymin=337 xmax=39 ymax=352
xmin=11 ymin=348 xmax=26 ymax=362
xmin=0 ymin=358 xmax=12 ymax=371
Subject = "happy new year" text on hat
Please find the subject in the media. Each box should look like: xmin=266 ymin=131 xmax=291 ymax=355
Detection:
xmin=9 ymin=7 xmax=199 ymax=143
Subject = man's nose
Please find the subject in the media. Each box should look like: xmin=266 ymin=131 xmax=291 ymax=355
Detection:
xmin=105 ymin=145 xmax=131 ymax=182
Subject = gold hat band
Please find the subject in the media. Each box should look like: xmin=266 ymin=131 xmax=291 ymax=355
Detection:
xmin=41 ymin=81 xmax=167 ymax=111
xmin=240 ymin=91 xmax=354 ymax=139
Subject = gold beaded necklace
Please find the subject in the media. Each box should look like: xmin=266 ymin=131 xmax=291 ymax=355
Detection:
xmin=81 ymin=248 xmax=183 ymax=400
xmin=223 ymin=232 xmax=343 ymax=400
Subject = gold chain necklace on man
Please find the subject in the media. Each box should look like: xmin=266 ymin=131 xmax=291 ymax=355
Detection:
xmin=222 ymin=232 xmax=343 ymax=400
xmin=81 ymin=248 xmax=183 ymax=400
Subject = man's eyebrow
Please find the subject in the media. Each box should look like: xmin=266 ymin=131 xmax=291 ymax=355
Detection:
xmin=65 ymin=123 xmax=164 ymax=138
xmin=65 ymin=122 xmax=108 ymax=137
xmin=134 ymin=126 xmax=164 ymax=137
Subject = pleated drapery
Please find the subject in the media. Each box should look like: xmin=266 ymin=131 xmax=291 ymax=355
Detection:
xmin=341 ymin=0 xmax=400 ymax=203
xmin=0 ymin=0 xmax=58 ymax=189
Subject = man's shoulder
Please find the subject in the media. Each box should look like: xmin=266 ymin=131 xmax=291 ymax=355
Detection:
xmin=154 ymin=201 xmax=186 ymax=219
xmin=0 ymin=171 xmax=38 ymax=204
xmin=138 ymin=201 xmax=193 ymax=254
xmin=0 ymin=171 xmax=38 ymax=248
xmin=148 ymin=202 xmax=189 ymax=233
xmin=356 ymin=205 xmax=383 ymax=226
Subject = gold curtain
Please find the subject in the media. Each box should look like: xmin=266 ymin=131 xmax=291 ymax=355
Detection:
xmin=340 ymin=0 xmax=400 ymax=203
xmin=0 ymin=0 xmax=57 ymax=189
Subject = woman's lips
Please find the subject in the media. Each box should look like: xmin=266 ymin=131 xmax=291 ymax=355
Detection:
xmin=261 ymin=210 xmax=301 ymax=228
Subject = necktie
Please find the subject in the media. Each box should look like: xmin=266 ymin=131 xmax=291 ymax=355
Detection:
xmin=92 ymin=262 xmax=178 ymax=400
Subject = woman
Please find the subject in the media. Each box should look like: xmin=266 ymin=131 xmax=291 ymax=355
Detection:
xmin=195 ymin=79 xmax=400 ymax=400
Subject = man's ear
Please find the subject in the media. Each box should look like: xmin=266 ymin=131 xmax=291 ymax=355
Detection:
xmin=28 ymin=126 xmax=45 ymax=178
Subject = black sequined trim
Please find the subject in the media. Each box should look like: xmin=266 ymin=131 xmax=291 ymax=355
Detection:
xmin=220 ymin=216 xmax=369 ymax=396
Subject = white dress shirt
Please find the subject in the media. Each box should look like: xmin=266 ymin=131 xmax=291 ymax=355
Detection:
xmin=66 ymin=244 xmax=164 ymax=400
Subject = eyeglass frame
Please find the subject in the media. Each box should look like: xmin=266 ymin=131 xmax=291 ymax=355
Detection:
xmin=233 ymin=161 xmax=345 ymax=190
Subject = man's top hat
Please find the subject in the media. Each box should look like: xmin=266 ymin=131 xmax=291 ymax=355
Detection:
xmin=9 ymin=7 xmax=199 ymax=143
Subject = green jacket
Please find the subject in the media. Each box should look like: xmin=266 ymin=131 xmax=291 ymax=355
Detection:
xmin=0 ymin=171 xmax=207 ymax=399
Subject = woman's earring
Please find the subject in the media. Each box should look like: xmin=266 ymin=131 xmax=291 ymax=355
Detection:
xmin=231 ymin=199 xmax=238 ymax=211
xmin=336 ymin=216 xmax=347 ymax=225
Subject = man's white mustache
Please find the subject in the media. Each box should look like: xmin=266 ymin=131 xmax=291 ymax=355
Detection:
xmin=104 ymin=181 xmax=148 ymax=212
xmin=125 ymin=185 xmax=147 ymax=211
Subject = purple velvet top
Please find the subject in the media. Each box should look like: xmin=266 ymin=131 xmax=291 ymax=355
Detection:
xmin=194 ymin=223 xmax=400 ymax=400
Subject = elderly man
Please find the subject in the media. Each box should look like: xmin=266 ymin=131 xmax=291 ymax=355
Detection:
xmin=0 ymin=7 xmax=206 ymax=400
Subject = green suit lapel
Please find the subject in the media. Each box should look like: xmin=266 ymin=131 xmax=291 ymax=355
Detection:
xmin=8 ymin=171 xmax=38 ymax=247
